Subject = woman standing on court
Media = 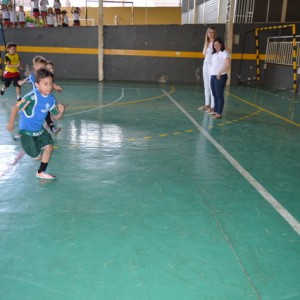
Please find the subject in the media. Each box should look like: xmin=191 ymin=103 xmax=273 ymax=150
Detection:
xmin=210 ymin=37 xmax=231 ymax=119
xmin=199 ymin=26 xmax=216 ymax=113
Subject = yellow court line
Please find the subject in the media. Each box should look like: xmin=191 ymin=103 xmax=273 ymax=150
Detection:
xmin=66 ymin=86 xmax=176 ymax=111
xmin=227 ymin=92 xmax=300 ymax=127
xmin=53 ymin=110 xmax=259 ymax=145
xmin=127 ymin=111 xmax=261 ymax=141
xmin=67 ymin=105 xmax=97 ymax=110
xmin=113 ymin=86 xmax=176 ymax=106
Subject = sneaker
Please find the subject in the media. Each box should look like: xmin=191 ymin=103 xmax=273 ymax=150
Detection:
xmin=13 ymin=133 xmax=21 ymax=141
xmin=52 ymin=126 xmax=61 ymax=135
xmin=0 ymin=90 xmax=4 ymax=95
xmin=17 ymin=97 xmax=22 ymax=101
xmin=36 ymin=171 xmax=56 ymax=180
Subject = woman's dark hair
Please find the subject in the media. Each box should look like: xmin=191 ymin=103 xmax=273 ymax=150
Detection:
xmin=36 ymin=68 xmax=54 ymax=83
xmin=212 ymin=37 xmax=225 ymax=54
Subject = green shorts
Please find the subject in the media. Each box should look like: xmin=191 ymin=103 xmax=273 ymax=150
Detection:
xmin=20 ymin=129 xmax=54 ymax=159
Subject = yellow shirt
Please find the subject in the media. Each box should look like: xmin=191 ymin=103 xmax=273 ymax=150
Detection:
xmin=4 ymin=53 xmax=20 ymax=73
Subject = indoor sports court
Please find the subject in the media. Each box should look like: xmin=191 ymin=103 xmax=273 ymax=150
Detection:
xmin=0 ymin=80 xmax=299 ymax=299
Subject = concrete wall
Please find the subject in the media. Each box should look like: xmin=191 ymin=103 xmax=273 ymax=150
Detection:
xmin=103 ymin=24 xmax=225 ymax=82
xmin=2 ymin=27 xmax=98 ymax=80
xmin=2 ymin=23 xmax=299 ymax=89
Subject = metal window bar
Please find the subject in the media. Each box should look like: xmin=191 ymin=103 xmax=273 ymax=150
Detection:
xmin=188 ymin=9 xmax=194 ymax=23
xmin=203 ymin=0 xmax=218 ymax=23
xmin=181 ymin=11 xmax=189 ymax=24
xmin=234 ymin=0 xmax=255 ymax=23
xmin=199 ymin=2 xmax=204 ymax=23
xmin=194 ymin=0 xmax=234 ymax=24
xmin=218 ymin=0 xmax=228 ymax=23
xmin=196 ymin=0 xmax=219 ymax=24
xmin=196 ymin=4 xmax=202 ymax=23
xmin=265 ymin=36 xmax=300 ymax=66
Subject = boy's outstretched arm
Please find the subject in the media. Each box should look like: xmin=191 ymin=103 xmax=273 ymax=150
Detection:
xmin=6 ymin=105 xmax=19 ymax=132
xmin=18 ymin=78 xmax=28 ymax=86
xmin=52 ymin=104 xmax=65 ymax=120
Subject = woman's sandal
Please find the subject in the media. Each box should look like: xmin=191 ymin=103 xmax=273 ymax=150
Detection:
xmin=208 ymin=111 xmax=217 ymax=115
xmin=212 ymin=114 xmax=222 ymax=119
xmin=198 ymin=105 xmax=210 ymax=111
xmin=206 ymin=107 xmax=214 ymax=113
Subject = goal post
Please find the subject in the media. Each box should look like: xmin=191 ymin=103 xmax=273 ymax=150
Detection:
xmin=255 ymin=24 xmax=297 ymax=93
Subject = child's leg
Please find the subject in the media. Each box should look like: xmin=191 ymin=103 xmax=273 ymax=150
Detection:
xmin=56 ymin=14 xmax=61 ymax=26
xmin=39 ymin=144 xmax=53 ymax=168
xmin=16 ymin=85 xmax=21 ymax=101
xmin=1 ymin=85 xmax=6 ymax=94
xmin=45 ymin=112 xmax=61 ymax=134
xmin=12 ymin=78 xmax=21 ymax=100
xmin=27 ymin=131 xmax=57 ymax=179
xmin=36 ymin=144 xmax=56 ymax=179
xmin=1 ymin=78 xmax=10 ymax=95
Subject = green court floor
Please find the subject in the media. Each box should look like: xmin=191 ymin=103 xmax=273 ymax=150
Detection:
xmin=0 ymin=80 xmax=300 ymax=300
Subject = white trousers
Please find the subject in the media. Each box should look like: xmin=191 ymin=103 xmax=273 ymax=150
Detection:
xmin=202 ymin=62 xmax=214 ymax=108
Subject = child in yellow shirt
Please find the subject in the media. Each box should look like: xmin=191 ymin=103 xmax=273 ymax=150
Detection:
xmin=1 ymin=42 xmax=22 ymax=101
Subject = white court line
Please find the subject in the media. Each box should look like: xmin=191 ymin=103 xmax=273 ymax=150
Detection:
xmin=65 ymin=88 xmax=124 ymax=117
xmin=162 ymin=89 xmax=300 ymax=236
xmin=0 ymin=150 xmax=25 ymax=180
